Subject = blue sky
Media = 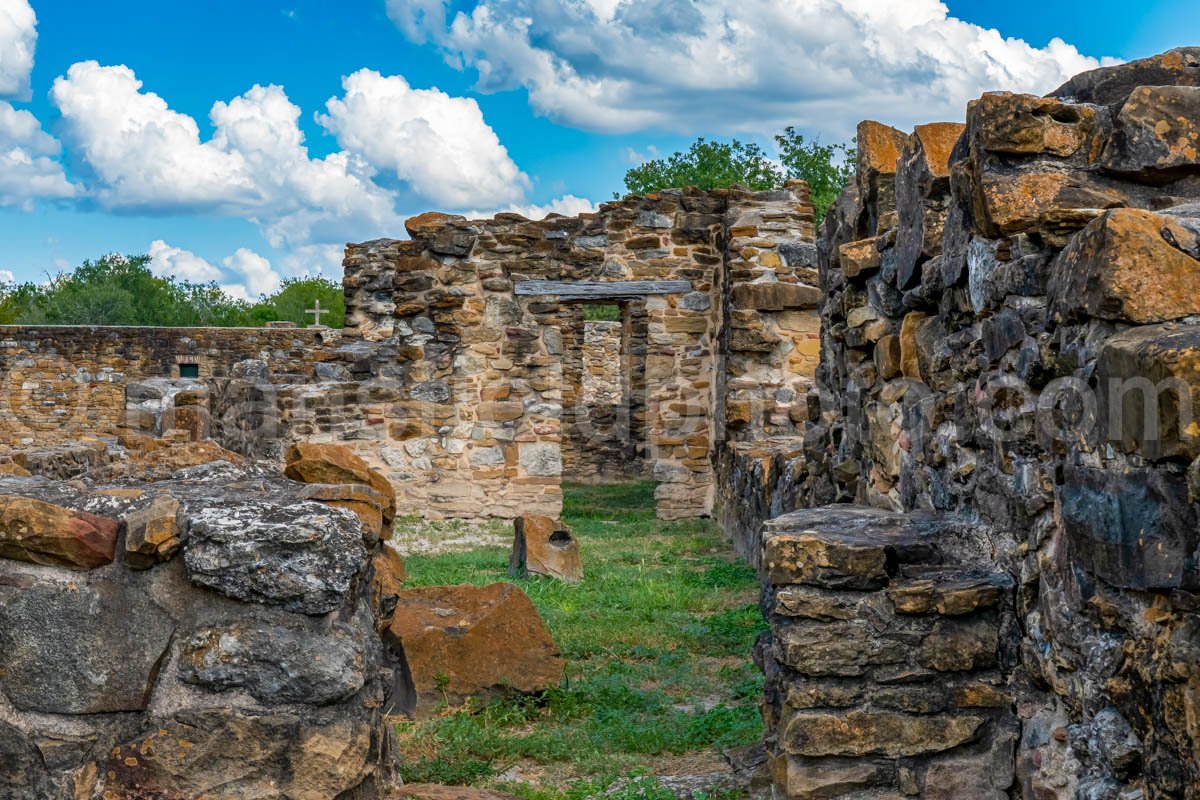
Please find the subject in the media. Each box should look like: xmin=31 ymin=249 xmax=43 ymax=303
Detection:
xmin=0 ymin=0 xmax=1193 ymax=295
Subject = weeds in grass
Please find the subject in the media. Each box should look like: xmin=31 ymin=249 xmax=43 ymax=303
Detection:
xmin=394 ymin=482 xmax=764 ymax=796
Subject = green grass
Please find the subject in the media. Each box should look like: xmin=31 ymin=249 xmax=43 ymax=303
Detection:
xmin=396 ymin=481 xmax=766 ymax=797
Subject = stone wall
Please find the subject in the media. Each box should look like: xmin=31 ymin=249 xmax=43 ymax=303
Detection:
xmin=341 ymin=185 xmax=819 ymax=520
xmin=562 ymin=319 xmax=639 ymax=482
xmin=0 ymin=325 xmax=331 ymax=449
xmin=741 ymin=48 xmax=1200 ymax=800
xmin=0 ymin=450 xmax=403 ymax=799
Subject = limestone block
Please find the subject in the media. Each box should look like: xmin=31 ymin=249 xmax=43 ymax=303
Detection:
xmin=780 ymin=709 xmax=985 ymax=758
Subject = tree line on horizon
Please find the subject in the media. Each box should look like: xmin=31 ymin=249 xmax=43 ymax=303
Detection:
xmin=0 ymin=130 xmax=851 ymax=328
xmin=0 ymin=253 xmax=344 ymax=329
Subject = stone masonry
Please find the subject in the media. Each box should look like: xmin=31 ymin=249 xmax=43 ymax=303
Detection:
xmin=721 ymin=48 xmax=1200 ymax=800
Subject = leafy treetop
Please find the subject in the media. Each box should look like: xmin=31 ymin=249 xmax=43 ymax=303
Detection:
xmin=621 ymin=129 xmax=856 ymax=219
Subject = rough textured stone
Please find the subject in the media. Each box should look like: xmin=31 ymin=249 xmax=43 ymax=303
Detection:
xmin=0 ymin=576 xmax=174 ymax=714
xmin=179 ymin=618 xmax=369 ymax=705
xmin=123 ymin=493 xmax=184 ymax=569
xmin=780 ymin=710 xmax=985 ymax=758
xmin=285 ymin=442 xmax=397 ymax=522
xmin=1102 ymin=85 xmax=1200 ymax=180
xmin=93 ymin=708 xmax=377 ymax=800
xmin=762 ymin=506 xmax=944 ymax=590
xmin=1047 ymin=208 xmax=1200 ymax=323
xmin=388 ymin=582 xmax=565 ymax=716
xmin=184 ymin=499 xmax=366 ymax=614
xmin=0 ymin=494 xmax=119 ymax=570
xmin=510 ymin=514 xmax=583 ymax=583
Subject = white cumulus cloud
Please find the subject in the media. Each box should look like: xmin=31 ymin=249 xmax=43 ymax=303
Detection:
xmin=0 ymin=0 xmax=74 ymax=210
xmin=0 ymin=0 xmax=36 ymax=100
xmin=465 ymin=193 xmax=598 ymax=220
xmin=50 ymin=62 xmax=404 ymax=250
xmin=318 ymin=68 xmax=530 ymax=209
xmin=147 ymin=240 xmax=223 ymax=283
xmin=223 ymin=247 xmax=281 ymax=298
xmin=388 ymin=0 xmax=1121 ymax=137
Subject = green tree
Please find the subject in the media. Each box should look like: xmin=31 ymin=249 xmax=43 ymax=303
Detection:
xmin=620 ymin=131 xmax=856 ymax=219
xmin=622 ymin=138 xmax=783 ymax=196
xmin=251 ymin=277 xmax=344 ymax=329
xmin=775 ymin=127 xmax=856 ymax=219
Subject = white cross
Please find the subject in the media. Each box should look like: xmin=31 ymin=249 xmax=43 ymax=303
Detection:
xmin=306 ymin=299 xmax=328 ymax=327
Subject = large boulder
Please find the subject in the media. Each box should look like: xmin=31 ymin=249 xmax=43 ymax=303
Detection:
xmin=0 ymin=575 xmax=175 ymax=714
xmin=388 ymin=582 xmax=565 ymax=716
xmin=0 ymin=468 xmax=398 ymax=799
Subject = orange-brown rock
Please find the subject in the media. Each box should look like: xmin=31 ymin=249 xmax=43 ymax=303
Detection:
xmin=970 ymin=93 xmax=1104 ymax=159
xmin=388 ymin=582 xmax=565 ymax=716
xmin=910 ymin=122 xmax=964 ymax=178
xmin=370 ymin=546 xmax=407 ymax=631
xmin=1048 ymin=208 xmax=1200 ymax=323
xmin=838 ymin=237 xmax=882 ymax=278
xmin=404 ymin=211 xmax=460 ymax=238
xmin=300 ymin=482 xmax=389 ymax=543
xmin=285 ymin=443 xmax=396 ymax=522
xmin=0 ymin=462 xmax=31 ymax=477
xmin=510 ymin=514 xmax=583 ymax=583
xmin=856 ymin=121 xmax=909 ymax=233
xmin=123 ymin=494 xmax=183 ymax=570
xmin=974 ymin=170 xmax=1125 ymax=236
xmin=1102 ymin=85 xmax=1200 ymax=180
xmin=0 ymin=495 xmax=119 ymax=570
xmin=1051 ymin=46 xmax=1200 ymax=106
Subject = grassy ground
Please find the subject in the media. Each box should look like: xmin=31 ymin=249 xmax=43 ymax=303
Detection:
xmin=395 ymin=482 xmax=765 ymax=799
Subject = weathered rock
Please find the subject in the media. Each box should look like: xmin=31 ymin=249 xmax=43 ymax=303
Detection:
xmin=887 ymin=571 xmax=1010 ymax=616
xmin=509 ymin=514 xmax=583 ymax=583
xmin=768 ymin=754 xmax=894 ymax=799
xmin=123 ymin=493 xmax=184 ymax=569
xmin=1051 ymin=46 xmax=1200 ymax=106
xmin=185 ymin=499 xmax=366 ymax=614
xmin=970 ymin=92 xmax=1106 ymax=159
xmin=285 ymin=442 xmax=397 ymax=521
xmin=0 ymin=720 xmax=50 ymax=798
xmin=0 ymin=494 xmax=119 ymax=570
xmin=301 ymin=481 xmax=390 ymax=543
xmin=179 ymin=618 xmax=369 ymax=705
xmin=730 ymin=282 xmax=821 ymax=311
xmin=1047 ymin=208 xmax=1200 ymax=323
xmin=780 ymin=709 xmax=985 ymax=758
xmin=918 ymin=617 xmax=1000 ymax=672
xmin=94 ymin=708 xmax=377 ymax=800
xmin=1096 ymin=323 xmax=1200 ymax=461
xmin=0 ymin=576 xmax=174 ymax=714
xmin=762 ymin=506 xmax=944 ymax=590
xmin=1102 ymin=85 xmax=1200 ymax=181
xmin=388 ymin=582 xmax=565 ymax=716
xmin=1060 ymin=464 xmax=1199 ymax=590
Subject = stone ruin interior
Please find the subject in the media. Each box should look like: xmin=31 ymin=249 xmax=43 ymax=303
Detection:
xmin=0 ymin=47 xmax=1199 ymax=800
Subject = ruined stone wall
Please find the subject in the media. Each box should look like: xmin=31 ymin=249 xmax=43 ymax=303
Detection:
xmin=747 ymin=49 xmax=1200 ymax=800
xmin=562 ymin=319 xmax=639 ymax=482
xmin=0 ymin=455 xmax=402 ymax=799
xmin=0 ymin=325 xmax=331 ymax=449
xmin=341 ymin=185 xmax=819 ymax=520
